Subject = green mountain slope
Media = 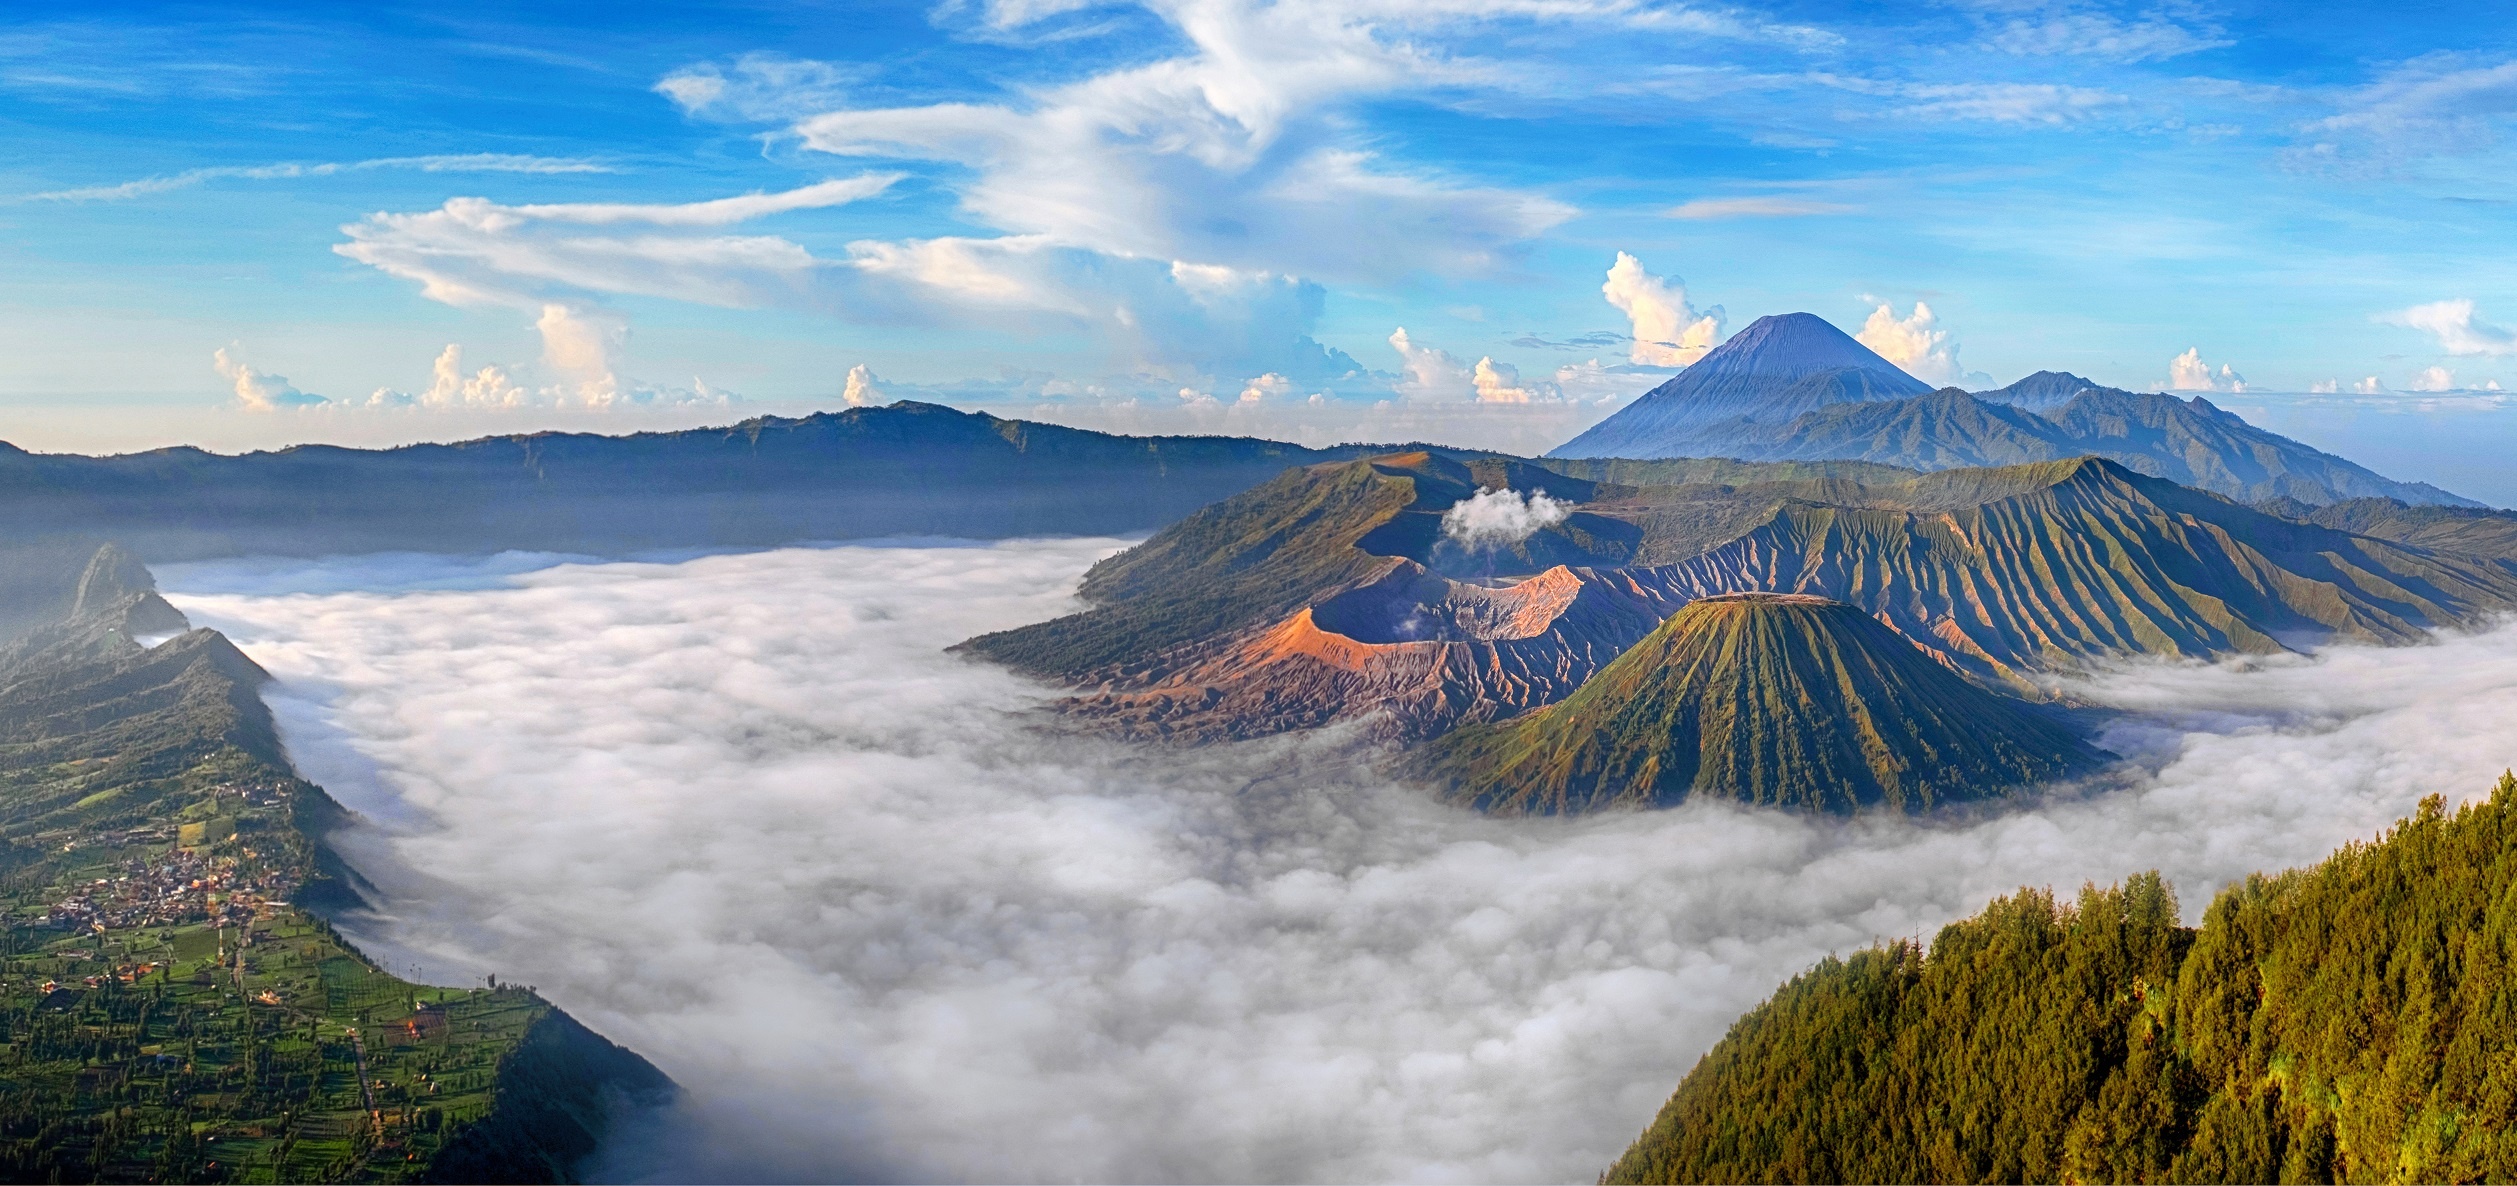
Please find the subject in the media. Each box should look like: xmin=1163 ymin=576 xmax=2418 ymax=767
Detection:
xmin=1606 ymin=776 xmax=2517 ymax=1185
xmin=1421 ymin=594 xmax=2106 ymax=815
xmin=1637 ymin=457 xmax=2517 ymax=690
xmin=0 ymin=545 xmax=670 ymax=1182
xmin=1014 ymin=456 xmax=2517 ymax=747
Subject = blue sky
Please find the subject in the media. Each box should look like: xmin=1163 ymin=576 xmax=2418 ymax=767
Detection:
xmin=6 ymin=0 xmax=2517 ymax=495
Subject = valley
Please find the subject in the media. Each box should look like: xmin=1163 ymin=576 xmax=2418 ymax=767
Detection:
xmin=0 ymin=543 xmax=669 ymax=1181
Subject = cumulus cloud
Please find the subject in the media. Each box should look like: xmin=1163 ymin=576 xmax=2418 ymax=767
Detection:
xmin=1856 ymin=300 xmax=1969 ymax=386
xmin=842 ymin=364 xmax=883 ymax=407
xmin=369 ymin=345 xmax=530 ymax=410
xmin=319 ymin=319 xmax=731 ymax=415
xmin=2411 ymin=365 xmax=2458 ymax=392
xmin=1471 ymin=357 xmax=1537 ymax=404
xmin=2167 ymin=346 xmax=2247 ymax=392
xmin=1601 ymin=253 xmax=1723 ymax=366
xmin=1387 ymin=327 xmax=1474 ymax=400
xmin=2310 ymin=378 xmax=2339 ymax=394
xmin=2386 ymin=298 xmax=2517 ymax=356
xmin=1441 ymin=487 xmax=1572 ymax=547
xmin=2356 ymin=375 xmax=2387 ymax=394
xmin=162 ymin=541 xmax=2517 ymax=1183
xmin=1236 ymin=372 xmax=1296 ymax=404
xmin=212 ymin=348 xmax=328 ymax=411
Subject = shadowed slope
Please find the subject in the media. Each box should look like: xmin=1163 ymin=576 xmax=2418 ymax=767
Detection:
xmin=0 ymin=401 xmax=1380 ymax=560
xmin=1421 ymin=594 xmax=2106 ymax=816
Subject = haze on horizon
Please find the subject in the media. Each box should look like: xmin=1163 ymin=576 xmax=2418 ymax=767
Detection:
xmin=6 ymin=1 xmax=2517 ymax=499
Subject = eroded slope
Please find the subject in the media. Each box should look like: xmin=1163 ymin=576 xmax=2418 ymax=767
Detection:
xmin=1419 ymin=594 xmax=2108 ymax=816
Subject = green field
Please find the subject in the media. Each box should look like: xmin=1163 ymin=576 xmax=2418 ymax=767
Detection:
xmin=0 ymin=547 xmax=667 ymax=1183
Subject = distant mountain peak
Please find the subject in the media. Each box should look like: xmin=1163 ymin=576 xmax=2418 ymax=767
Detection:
xmin=1974 ymin=370 xmax=2101 ymax=412
xmin=1551 ymin=312 xmax=1934 ymax=458
xmin=1686 ymin=313 xmax=1916 ymax=384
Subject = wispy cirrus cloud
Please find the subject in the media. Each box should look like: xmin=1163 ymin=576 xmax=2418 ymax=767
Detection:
xmin=20 ymin=154 xmax=615 ymax=203
xmin=1665 ymin=196 xmax=1856 ymax=219
xmin=655 ymin=52 xmax=860 ymax=122
xmin=2290 ymin=55 xmax=2517 ymax=170
xmin=1980 ymin=10 xmax=2230 ymax=63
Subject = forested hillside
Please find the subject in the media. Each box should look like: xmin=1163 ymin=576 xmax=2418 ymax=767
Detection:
xmin=1607 ymin=774 xmax=2517 ymax=1184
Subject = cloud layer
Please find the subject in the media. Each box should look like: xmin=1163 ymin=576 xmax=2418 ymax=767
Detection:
xmin=163 ymin=541 xmax=2517 ymax=1183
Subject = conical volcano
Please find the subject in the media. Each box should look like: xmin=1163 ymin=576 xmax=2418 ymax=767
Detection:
xmin=1420 ymin=593 xmax=2108 ymax=815
xmin=1551 ymin=313 xmax=1932 ymax=458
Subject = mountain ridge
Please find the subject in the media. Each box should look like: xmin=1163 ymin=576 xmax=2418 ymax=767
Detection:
xmin=1548 ymin=320 xmax=2474 ymax=507
xmin=978 ymin=452 xmax=2517 ymax=746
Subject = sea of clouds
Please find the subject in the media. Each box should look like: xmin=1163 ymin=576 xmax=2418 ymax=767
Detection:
xmin=160 ymin=540 xmax=2517 ymax=1184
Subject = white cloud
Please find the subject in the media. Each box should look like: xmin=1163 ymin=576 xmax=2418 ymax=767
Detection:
xmin=1441 ymin=486 xmax=1572 ymax=546
xmin=785 ymin=0 xmax=1590 ymax=286
xmin=2386 ymin=298 xmax=2517 ymax=356
xmin=2167 ymin=346 xmax=2247 ymax=393
xmin=1856 ymin=300 xmax=1968 ymax=386
xmin=656 ymin=53 xmax=857 ymax=122
xmin=1600 ymin=252 xmax=1723 ymax=366
xmin=1814 ymin=76 xmax=2128 ymax=125
xmin=1664 ymin=196 xmax=1856 ymax=219
xmin=842 ymin=364 xmax=883 ymax=407
xmin=341 ymin=178 xmax=1359 ymax=387
xmin=20 ymin=154 xmax=612 ymax=203
xmin=2356 ymin=375 xmax=2387 ymax=394
xmin=334 ymin=177 xmax=900 ymax=310
xmin=2411 ymin=365 xmax=2457 ymax=392
xmin=1983 ymin=13 xmax=2230 ymax=62
xmin=1546 ymin=358 xmax=1659 ymax=406
xmin=1388 ymin=327 xmax=1473 ymax=400
xmin=353 ymin=323 xmax=728 ymax=414
xmin=2297 ymin=57 xmax=2517 ymax=168
xmin=1237 ymin=372 xmax=1296 ymax=404
xmin=1470 ymin=356 xmax=1538 ymax=403
xmin=369 ymin=344 xmax=531 ymax=410
xmin=211 ymin=347 xmax=327 ymax=411
xmin=2310 ymin=379 xmax=2339 ymax=394
xmin=161 ymin=542 xmax=2517 ymax=1183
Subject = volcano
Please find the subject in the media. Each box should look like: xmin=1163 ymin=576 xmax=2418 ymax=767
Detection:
xmin=1551 ymin=313 xmax=1932 ymax=458
xmin=1418 ymin=592 xmax=2109 ymax=815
